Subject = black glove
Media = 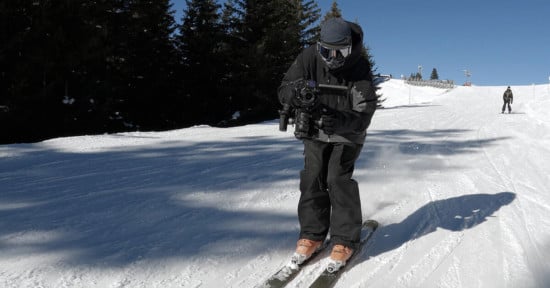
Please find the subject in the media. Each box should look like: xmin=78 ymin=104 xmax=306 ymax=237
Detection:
xmin=320 ymin=112 xmax=344 ymax=135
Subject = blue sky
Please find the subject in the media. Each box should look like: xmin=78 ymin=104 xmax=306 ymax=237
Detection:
xmin=171 ymin=0 xmax=550 ymax=86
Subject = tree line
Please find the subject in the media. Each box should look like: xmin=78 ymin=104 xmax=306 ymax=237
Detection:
xmin=0 ymin=0 xmax=372 ymax=144
xmin=408 ymin=68 xmax=440 ymax=81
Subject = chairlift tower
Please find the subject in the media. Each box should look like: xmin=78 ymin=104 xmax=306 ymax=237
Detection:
xmin=463 ymin=69 xmax=471 ymax=86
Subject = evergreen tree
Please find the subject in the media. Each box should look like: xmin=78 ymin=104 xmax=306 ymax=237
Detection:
xmin=0 ymin=0 xmax=183 ymax=143
xmin=0 ymin=0 xmax=324 ymax=143
xmin=124 ymin=0 xmax=179 ymax=130
xmin=430 ymin=68 xmax=439 ymax=80
xmin=322 ymin=0 xmax=343 ymax=22
xmin=362 ymin=44 xmax=377 ymax=75
xmin=177 ymin=0 xmax=227 ymax=125
xmin=239 ymin=0 xmax=282 ymax=119
xmin=80 ymin=0 xmax=133 ymax=133
xmin=0 ymin=1 xmax=110 ymax=142
xmin=0 ymin=1 xmax=36 ymax=142
xmin=220 ymin=0 xmax=320 ymax=124
xmin=69 ymin=0 xmax=114 ymax=134
xmin=297 ymin=0 xmax=322 ymax=46
xmin=78 ymin=0 xmax=181 ymax=133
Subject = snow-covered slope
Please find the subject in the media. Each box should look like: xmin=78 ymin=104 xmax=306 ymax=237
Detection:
xmin=2 ymin=80 xmax=550 ymax=287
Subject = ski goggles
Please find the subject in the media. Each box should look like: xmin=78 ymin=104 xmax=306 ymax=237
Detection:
xmin=317 ymin=42 xmax=352 ymax=60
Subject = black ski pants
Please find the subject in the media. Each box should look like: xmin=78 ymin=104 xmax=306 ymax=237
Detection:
xmin=502 ymin=100 xmax=512 ymax=113
xmin=298 ymin=139 xmax=363 ymax=249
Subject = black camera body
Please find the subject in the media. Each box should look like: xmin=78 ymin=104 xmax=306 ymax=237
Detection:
xmin=279 ymin=80 xmax=321 ymax=139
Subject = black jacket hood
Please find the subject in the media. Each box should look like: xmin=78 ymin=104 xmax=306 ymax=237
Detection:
xmin=329 ymin=21 xmax=364 ymax=73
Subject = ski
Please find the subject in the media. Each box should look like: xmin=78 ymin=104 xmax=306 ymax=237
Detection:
xmin=308 ymin=220 xmax=379 ymax=288
xmin=256 ymin=238 xmax=330 ymax=288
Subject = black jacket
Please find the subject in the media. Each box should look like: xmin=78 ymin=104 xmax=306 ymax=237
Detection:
xmin=503 ymin=88 xmax=513 ymax=102
xmin=278 ymin=22 xmax=377 ymax=144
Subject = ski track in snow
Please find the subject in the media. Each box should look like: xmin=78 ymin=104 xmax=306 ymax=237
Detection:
xmin=2 ymin=80 xmax=550 ymax=287
xmin=476 ymin=96 xmax=550 ymax=288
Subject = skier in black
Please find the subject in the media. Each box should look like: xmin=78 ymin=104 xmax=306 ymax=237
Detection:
xmin=278 ymin=17 xmax=378 ymax=267
xmin=502 ymin=86 xmax=513 ymax=113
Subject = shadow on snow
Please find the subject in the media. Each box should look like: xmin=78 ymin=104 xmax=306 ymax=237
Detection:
xmin=361 ymin=192 xmax=516 ymax=261
xmin=0 ymin=126 xmax=510 ymax=268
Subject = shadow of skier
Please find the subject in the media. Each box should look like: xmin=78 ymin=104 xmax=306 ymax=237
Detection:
xmin=355 ymin=191 xmax=516 ymax=266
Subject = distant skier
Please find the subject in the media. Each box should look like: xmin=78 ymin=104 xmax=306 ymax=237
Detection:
xmin=502 ymin=86 xmax=513 ymax=113
xmin=278 ymin=17 xmax=378 ymax=269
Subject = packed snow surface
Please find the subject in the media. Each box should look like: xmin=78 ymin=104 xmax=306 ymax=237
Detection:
xmin=2 ymin=80 xmax=550 ymax=287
